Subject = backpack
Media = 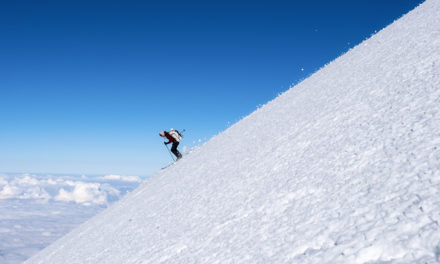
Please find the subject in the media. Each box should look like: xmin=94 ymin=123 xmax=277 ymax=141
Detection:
xmin=169 ymin=128 xmax=182 ymax=142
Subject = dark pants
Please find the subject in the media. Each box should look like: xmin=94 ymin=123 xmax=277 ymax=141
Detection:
xmin=171 ymin=142 xmax=182 ymax=159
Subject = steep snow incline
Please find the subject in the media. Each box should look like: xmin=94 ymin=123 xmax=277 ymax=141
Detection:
xmin=27 ymin=1 xmax=440 ymax=263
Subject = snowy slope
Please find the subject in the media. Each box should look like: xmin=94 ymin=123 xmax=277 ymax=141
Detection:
xmin=26 ymin=1 xmax=440 ymax=263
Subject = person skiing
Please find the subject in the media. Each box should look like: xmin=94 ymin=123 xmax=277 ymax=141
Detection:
xmin=159 ymin=129 xmax=182 ymax=160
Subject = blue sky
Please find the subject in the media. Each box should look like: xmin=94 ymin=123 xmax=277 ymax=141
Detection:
xmin=0 ymin=0 xmax=424 ymax=176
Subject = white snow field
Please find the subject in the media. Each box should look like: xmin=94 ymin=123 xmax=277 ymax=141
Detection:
xmin=27 ymin=1 xmax=440 ymax=263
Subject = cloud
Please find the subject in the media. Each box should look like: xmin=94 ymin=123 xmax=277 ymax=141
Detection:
xmin=0 ymin=173 xmax=142 ymax=264
xmin=0 ymin=173 xmax=138 ymax=205
xmin=0 ymin=174 xmax=51 ymax=201
xmin=99 ymin=174 xmax=142 ymax=183
xmin=54 ymin=182 xmax=113 ymax=205
xmin=0 ymin=184 xmax=20 ymax=198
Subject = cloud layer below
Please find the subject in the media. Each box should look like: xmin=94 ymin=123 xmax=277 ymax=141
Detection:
xmin=0 ymin=173 xmax=141 ymax=205
xmin=0 ymin=173 xmax=142 ymax=264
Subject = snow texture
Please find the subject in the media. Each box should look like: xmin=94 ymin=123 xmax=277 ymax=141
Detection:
xmin=26 ymin=1 xmax=440 ymax=263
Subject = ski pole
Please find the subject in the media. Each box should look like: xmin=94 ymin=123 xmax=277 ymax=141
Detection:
xmin=179 ymin=129 xmax=186 ymax=137
xmin=164 ymin=144 xmax=176 ymax=162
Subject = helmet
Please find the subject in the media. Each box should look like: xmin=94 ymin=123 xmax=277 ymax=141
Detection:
xmin=159 ymin=131 xmax=165 ymax=137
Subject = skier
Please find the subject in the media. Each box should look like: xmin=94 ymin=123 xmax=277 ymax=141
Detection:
xmin=159 ymin=129 xmax=183 ymax=160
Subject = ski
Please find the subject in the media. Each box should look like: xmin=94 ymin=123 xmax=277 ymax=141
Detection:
xmin=161 ymin=163 xmax=175 ymax=170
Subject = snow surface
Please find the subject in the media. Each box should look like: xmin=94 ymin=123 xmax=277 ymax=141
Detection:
xmin=26 ymin=0 xmax=440 ymax=263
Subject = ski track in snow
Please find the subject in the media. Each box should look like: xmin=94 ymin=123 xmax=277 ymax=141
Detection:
xmin=27 ymin=0 xmax=440 ymax=263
